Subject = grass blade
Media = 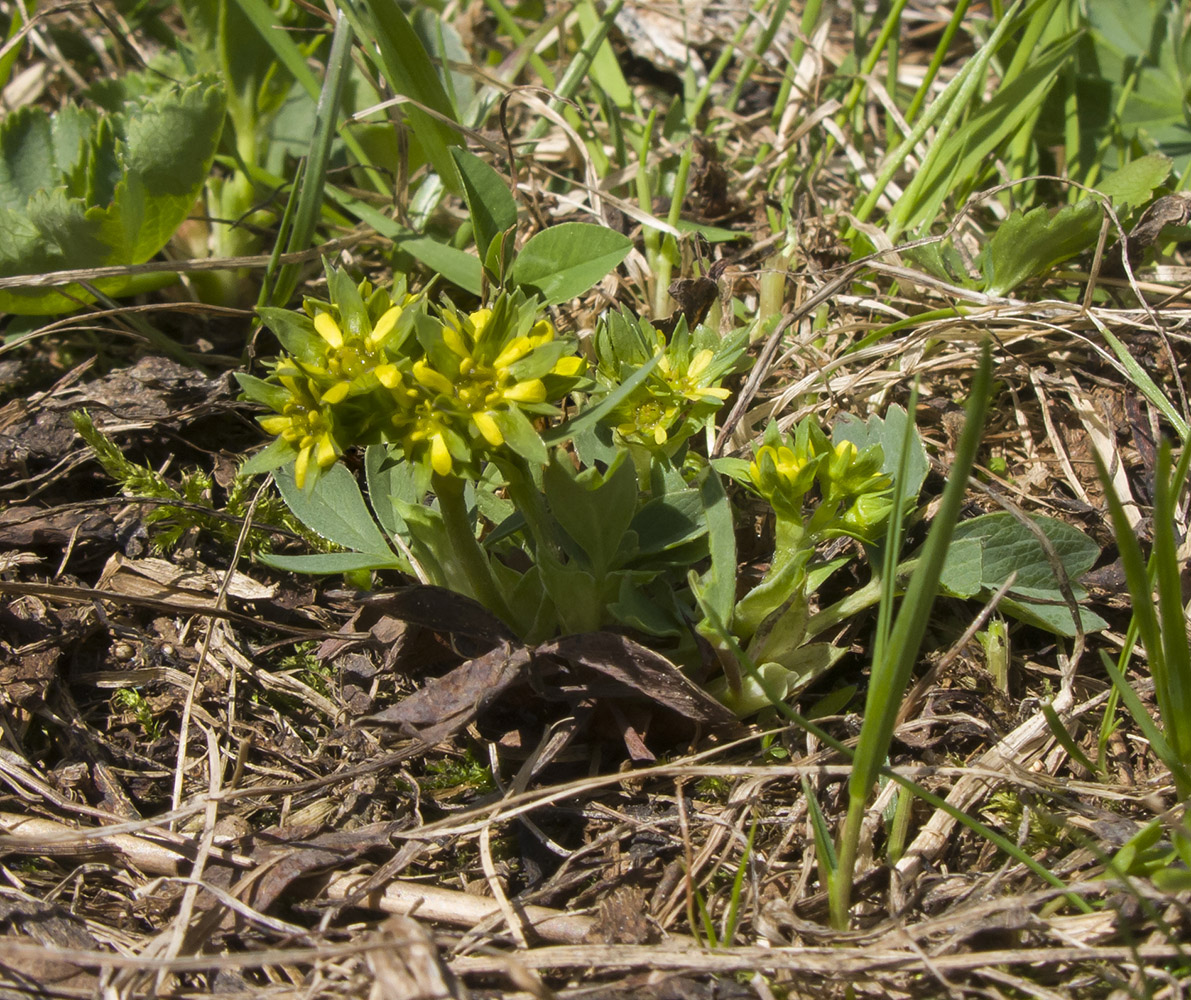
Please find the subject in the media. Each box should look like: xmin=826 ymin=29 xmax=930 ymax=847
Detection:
xmin=831 ymin=341 xmax=993 ymax=927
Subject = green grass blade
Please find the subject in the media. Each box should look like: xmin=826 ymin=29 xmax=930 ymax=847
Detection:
xmin=526 ymin=0 xmax=626 ymax=142
xmin=904 ymin=1 xmax=972 ymax=124
xmin=832 ymin=341 xmax=993 ymax=927
xmin=1150 ymin=441 xmax=1191 ymax=764
xmin=1084 ymin=312 xmax=1188 ymax=438
xmin=852 ymin=0 xmax=1023 ymax=230
xmin=1100 ymin=651 xmax=1191 ymax=795
xmin=265 ymin=13 xmax=355 ymax=307
xmin=1042 ymin=701 xmax=1101 ymax=777
xmin=333 ymin=0 xmax=462 ymax=192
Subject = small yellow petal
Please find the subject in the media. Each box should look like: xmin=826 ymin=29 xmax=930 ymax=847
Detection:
xmin=375 ymin=363 xmax=402 ymax=388
xmin=321 ymin=381 xmax=351 ymax=405
xmin=294 ymin=444 xmax=312 ymax=489
xmin=473 ymin=411 xmax=503 ymax=447
xmin=467 ymin=309 xmax=493 ymax=338
xmin=368 ymin=306 xmax=402 ymax=345
xmin=552 ymin=356 xmax=585 ymax=377
xmin=413 ymin=360 xmax=456 ymax=396
xmin=687 ymin=349 xmax=715 ymax=380
xmin=503 ymin=379 xmax=546 ymax=403
xmin=314 ymin=312 xmax=344 ymax=348
xmin=441 ymin=317 xmax=470 ymax=358
xmin=316 ymin=433 xmax=338 ymax=468
xmin=653 ymin=425 xmax=669 ymax=445
xmin=430 ymin=433 xmax=453 ymax=476
xmin=494 ymin=336 xmax=532 ymax=369
xmin=529 ymin=320 xmax=554 ymax=346
xmin=259 ymin=415 xmax=290 ymax=435
xmin=698 ymin=386 xmax=731 ymax=400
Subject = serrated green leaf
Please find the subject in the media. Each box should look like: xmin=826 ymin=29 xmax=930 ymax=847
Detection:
xmin=0 ymin=77 xmax=225 ymax=314
xmin=1095 ymin=153 xmax=1172 ymax=210
xmin=981 ymin=200 xmax=1102 ymax=296
xmin=507 ymin=222 xmax=632 ymax=305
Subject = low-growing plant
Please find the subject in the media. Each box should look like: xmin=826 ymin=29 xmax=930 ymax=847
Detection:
xmin=237 ymin=250 xmax=1105 ymax=719
xmin=113 ymin=687 xmax=163 ymax=741
xmin=71 ymin=410 xmax=294 ymax=553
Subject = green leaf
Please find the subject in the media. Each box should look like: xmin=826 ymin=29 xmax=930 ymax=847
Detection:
xmin=275 ymin=461 xmax=395 ymax=556
xmin=261 ymin=550 xmax=404 ymax=573
xmin=364 ymin=443 xmax=421 ymax=541
xmin=492 ymin=407 xmax=549 ymax=467
xmin=333 ymin=188 xmax=483 ymax=293
xmin=695 ymin=464 xmax=737 ymax=629
xmin=832 ymin=404 xmax=928 ymax=500
xmin=1095 ymin=153 xmax=1172 ymax=211
xmin=630 ymin=490 xmax=705 ymax=556
xmin=938 ymin=512 xmax=1104 ymax=636
xmin=981 ymin=200 xmax=1102 ymax=296
xmin=451 ymin=147 xmax=517 ymax=261
xmin=544 ymin=451 xmax=637 ymax=576
xmin=0 ymin=77 xmax=226 ymax=314
xmin=507 ymin=222 xmax=632 ymax=305
xmin=239 ymin=437 xmax=295 ymax=478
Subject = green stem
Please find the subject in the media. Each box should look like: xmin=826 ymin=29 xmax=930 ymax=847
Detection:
xmin=499 ymin=455 xmax=564 ymax=563
xmin=432 ymin=473 xmax=515 ymax=626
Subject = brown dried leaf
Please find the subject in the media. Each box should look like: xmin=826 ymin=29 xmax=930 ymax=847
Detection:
xmin=239 ymin=821 xmax=406 ymax=913
xmin=97 ymin=553 xmax=276 ymax=605
xmin=540 ymin=632 xmax=739 ymax=730
xmin=364 ymin=642 xmax=532 ymax=744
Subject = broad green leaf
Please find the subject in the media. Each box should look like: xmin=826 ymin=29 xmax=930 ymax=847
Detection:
xmin=1095 ymin=153 xmax=1172 ymax=210
xmin=0 ymin=77 xmax=225 ymax=314
xmin=507 ymin=222 xmax=632 ymax=305
xmin=1085 ymin=1 xmax=1191 ymax=172
xmin=938 ymin=512 xmax=1104 ymax=636
xmin=981 ymin=200 xmax=1102 ymax=296
xmin=450 ymin=148 xmax=516 ymax=261
xmin=695 ymin=464 xmax=737 ymax=629
xmin=275 ymin=461 xmax=395 ymax=556
xmin=630 ymin=490 xmax=705 ymax=555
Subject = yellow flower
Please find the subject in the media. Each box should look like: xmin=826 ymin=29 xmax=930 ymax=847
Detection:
xmin=473 ymin=411 xmax=504 ymax=447
xmin=314 ymin=312 xmax=344 ymax=349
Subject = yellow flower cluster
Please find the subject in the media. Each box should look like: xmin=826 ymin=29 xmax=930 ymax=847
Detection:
xmin=239 ymin=270 xmax=586 ymax=487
